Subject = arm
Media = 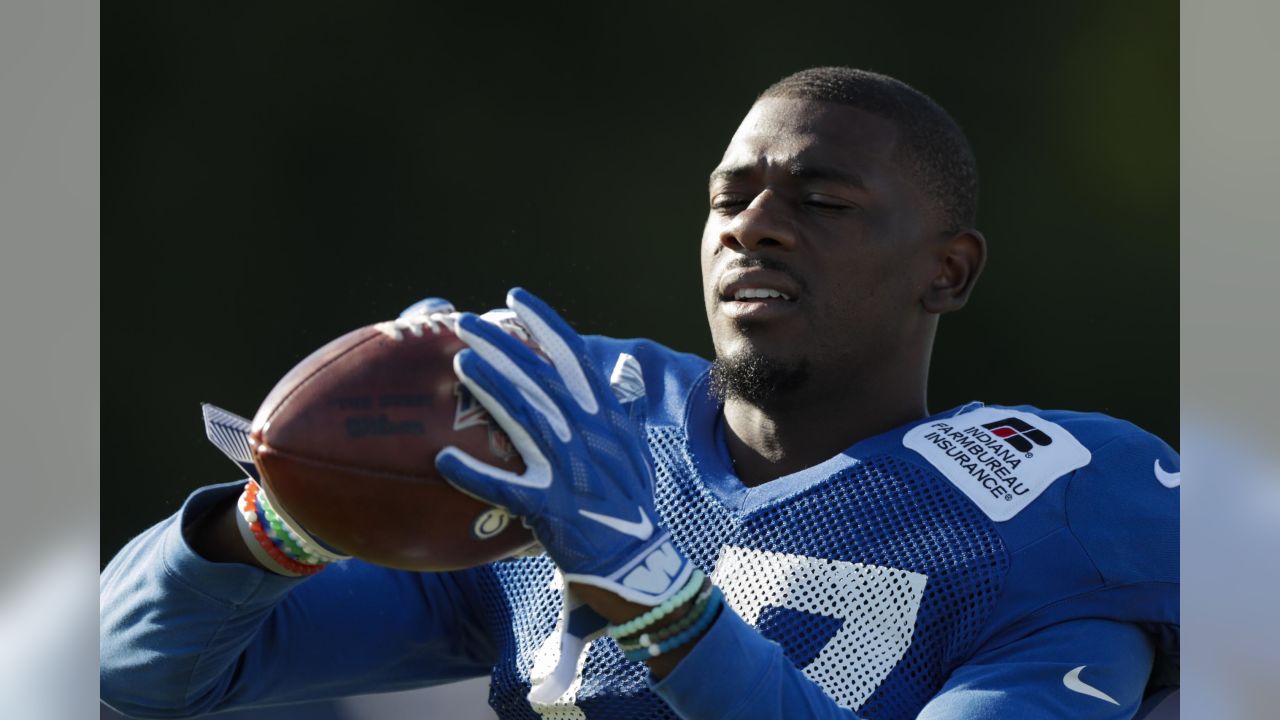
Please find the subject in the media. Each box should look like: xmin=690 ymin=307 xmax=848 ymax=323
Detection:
xmin=100 ymin=481 xmax=497 ymax=719
xmin=649 ymin=608 xmax=1155 ymax=720
xmin=650 ymin=604 xmax=860 ymax=719
xmin=917 ymin=618 xmax=1154 ymax=720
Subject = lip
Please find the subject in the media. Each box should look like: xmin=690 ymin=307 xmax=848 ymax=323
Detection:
xmin=717 ymin=268 xmax=802 ymax=321
xmin=718 ymin=268 xmax=802 ymax=303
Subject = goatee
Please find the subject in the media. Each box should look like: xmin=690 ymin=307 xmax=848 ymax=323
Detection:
xmin=708 ymin=351 xmax=810 ymax=405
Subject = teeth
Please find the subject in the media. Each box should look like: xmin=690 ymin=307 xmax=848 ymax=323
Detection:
xmin=733 ymin=288 xmax=792 ymax=301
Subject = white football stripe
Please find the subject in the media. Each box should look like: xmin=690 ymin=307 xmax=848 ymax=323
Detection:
xmin=509 ymin=292 xmax=598 ymax=415
xmin=457 ymin=321 xmax=572 ymax=443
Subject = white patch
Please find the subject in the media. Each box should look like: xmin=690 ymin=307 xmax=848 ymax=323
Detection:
xmin=608 ymin=353 xmax=646 ymax=403
xmin=712 ymin=546 xmax=927 ymax=711
xmin=1153 ymin=459 xmax=1180 ymax=488
xmin=526 ymin=575 xmax=590 ymax=719
xmin=1063 ymin=665 xmax=1120 ymax=705
xmin=903 ymin=407 xmax=1091 ymax=522
xmin=620 ymin=541 xmax=682 ymax=594
xmin=471 ymin=507 xmax=511 ymax=540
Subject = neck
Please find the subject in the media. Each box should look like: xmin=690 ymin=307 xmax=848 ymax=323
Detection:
xmin=721 ymin=353 xmax=931 ymax=488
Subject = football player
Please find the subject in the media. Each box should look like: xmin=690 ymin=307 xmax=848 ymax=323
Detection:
xmin=101 ymin=67 xmax=1178 ymax=719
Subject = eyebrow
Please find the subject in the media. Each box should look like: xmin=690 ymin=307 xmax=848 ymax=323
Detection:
xmin=708 ymin=162 xmax=866 ymax=190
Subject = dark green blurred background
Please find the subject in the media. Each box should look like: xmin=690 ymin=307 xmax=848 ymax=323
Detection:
xmin=104 ymin=2 xmax=1177 ymax=558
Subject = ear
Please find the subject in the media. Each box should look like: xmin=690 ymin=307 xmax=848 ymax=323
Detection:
xmin=922 ymin=229 xmax=986 ymax=314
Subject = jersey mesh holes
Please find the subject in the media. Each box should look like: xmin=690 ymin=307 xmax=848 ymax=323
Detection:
xmin=477 ymin=427 xmax=1008 ymax=720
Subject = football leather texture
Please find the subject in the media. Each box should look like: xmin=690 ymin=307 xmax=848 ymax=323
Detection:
xmin=249 ymin=318 xmax=536 ymax=571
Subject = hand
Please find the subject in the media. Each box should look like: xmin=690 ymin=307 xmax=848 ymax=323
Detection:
xmin=435 ymin=288 xmax=694 ymax=606
xmin=398 ymin=296 xmax=456 ymax=318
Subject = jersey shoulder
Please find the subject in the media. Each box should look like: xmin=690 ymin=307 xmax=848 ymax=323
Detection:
xmin=581 ymin=335 xmax=710 ymax=425
xmin=900 ymin=403 xmax=1178 ymax=584
xmin=1035 ymin=406 xmax=1180 ymax=586
xmin=950 ymin=406 xmax=1180 ymax=659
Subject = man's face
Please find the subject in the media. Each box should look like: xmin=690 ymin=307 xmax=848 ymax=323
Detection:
xmin=701 ymin=97 xmax=943 ymax=403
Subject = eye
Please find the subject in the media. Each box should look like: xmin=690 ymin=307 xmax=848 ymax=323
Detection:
xmin=803 ymin=194 xmax=855 ymax=211
xmin=710 ymin=195 xmax=749 ymax=213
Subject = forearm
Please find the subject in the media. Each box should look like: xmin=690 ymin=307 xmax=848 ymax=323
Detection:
xmin=570 ymin=582 xmax=699 ymax=679
xmin=185 ymin=490 xmax=269 ymax=571
xmin=100 ymin=482 xmax=308 ymax=718
xmin=651 ymin=605 xmax=861 ymax=720
xmin=101 ymin=481 xmax=498 ymax=718
xmin=572 ymin=581 xmax=859 ymax=719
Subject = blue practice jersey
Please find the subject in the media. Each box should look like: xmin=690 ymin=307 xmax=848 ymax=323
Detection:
xmin=100 ymin=337 xmax=1179 ymax=720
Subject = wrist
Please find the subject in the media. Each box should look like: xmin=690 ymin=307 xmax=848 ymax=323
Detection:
xmin=572 ymin=569 xmax=723 ymax=679
xmin=233 ymin=480 xmax=345 ymax=577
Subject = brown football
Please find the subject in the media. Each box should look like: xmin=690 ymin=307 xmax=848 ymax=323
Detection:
xmin=248 ymin=316 xmax=537 ymax=571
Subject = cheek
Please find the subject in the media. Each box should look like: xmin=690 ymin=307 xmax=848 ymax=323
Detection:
xmin=699 ymin=219 xmax=721 ymax=295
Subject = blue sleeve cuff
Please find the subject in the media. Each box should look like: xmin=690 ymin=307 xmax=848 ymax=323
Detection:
xmin=650 ymin=605 xmax=784 ymax=719
xmin=160 ymin=480 xmax=310 ymax=607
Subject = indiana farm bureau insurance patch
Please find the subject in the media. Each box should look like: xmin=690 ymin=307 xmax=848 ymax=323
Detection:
xmin=903 ymin=407 xmax=1091 ymax=521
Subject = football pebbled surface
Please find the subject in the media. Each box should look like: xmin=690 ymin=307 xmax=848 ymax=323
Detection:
xmin=249 ymin=317 xmax=537 ymax=571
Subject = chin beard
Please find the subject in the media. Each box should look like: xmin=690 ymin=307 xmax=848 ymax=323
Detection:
xmin=708 ymin=351 xmax=810 ymax=406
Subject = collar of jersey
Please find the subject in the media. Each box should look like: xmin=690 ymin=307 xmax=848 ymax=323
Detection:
xmin=682 ymin=374 xmax=984 ymax=518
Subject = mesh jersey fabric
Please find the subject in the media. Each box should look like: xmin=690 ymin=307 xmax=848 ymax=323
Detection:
xmin=96 ymin=334 xmax=1177 ymax=720
xmin=460 ymin=336 xmax=1177 ymax=719
xmin=476 ymin=436 xmax=1008 ymax=720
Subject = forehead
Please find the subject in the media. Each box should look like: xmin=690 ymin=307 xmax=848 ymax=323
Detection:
xmin=714 ymin=97 xmax=900 ymax=180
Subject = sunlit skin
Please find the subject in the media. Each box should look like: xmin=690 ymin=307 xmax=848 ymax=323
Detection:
xmin=704 ymin=97 xmax=986 ymax=487
xmin=574 ymin=96 xmax=986 ymax=677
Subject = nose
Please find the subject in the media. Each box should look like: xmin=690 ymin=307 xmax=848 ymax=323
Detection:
xmin=719 ymin=189 xmax=797 ymax=253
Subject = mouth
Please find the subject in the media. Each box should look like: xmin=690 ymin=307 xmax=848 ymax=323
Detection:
xmin=717 ymin=269 xmax=801 ymax=320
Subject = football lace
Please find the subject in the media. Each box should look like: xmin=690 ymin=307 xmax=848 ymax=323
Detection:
xmin=374 ymin=311 xmax=459 ymax=341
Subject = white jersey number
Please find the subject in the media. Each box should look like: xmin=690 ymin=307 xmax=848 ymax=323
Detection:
xmin=712 ymin=546 xmax=928 ymax=711
xmin=528 ymin=547 xmax=927 ymax=717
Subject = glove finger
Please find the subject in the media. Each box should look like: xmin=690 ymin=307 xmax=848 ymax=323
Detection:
xmin=454 ymin=322 xmax=574 ymax=445
xmin=456 ymin=311 xmax=547 ymax=375
xmin=399 ymin=296 xmax=456 ymax=318
xmin=435 ymin=446 xmax=526 ymax=513
xmin=505 ymin=288 xmax=599 ymax=414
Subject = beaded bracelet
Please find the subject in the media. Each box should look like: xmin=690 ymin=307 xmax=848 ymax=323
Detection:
xmin=256 ymin=490 xmax=337 ymax=565
xmin=615 ymin=581 xmax=715 ymax=651
xmin=235 ymin=482 xmax=326 ymax=577
xmin=256 ymin=483 xmax=349 ymax=563
xmin=251 ymin=491 xmax=323 ymax=569
xmin=234 ymin=487 xmax=300 ymax=576
xmin=621 ymin=586 xmax=723 ymax=661
xmin=606 ymin=568 xmax=706 ymax=640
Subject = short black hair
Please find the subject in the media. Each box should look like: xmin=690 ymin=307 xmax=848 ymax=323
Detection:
xmin=759 ymin=67 xmax=978 ymax=232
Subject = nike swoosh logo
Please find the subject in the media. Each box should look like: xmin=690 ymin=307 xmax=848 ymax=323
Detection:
xmin=578 ymin=506 xmax=654 ymax=540
xmin=1154 ymin=459 xmax=1180 ymax=488
xmin=1063 ymin=666 xmax=1119 ymax=705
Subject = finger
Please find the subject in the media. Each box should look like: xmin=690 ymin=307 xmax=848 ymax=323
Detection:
xmin=454 ymin=349 xmax=568 ymax=472
xmin=454 ymin=318 xmax=573 ymax=444
xmin=435 ymin=446 xmax=526 ymax=512
xmin=505 ymin=288 xmax=599 ymax=414
xmin=456 ymin=311 xmax=544 ymax=372
xmin=399 ymin=297 xmax=456 ymax=318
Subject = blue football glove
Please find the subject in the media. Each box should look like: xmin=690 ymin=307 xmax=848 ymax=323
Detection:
xmin=399 ymin=296 xmax=456 ymax=318
xmin=435 ymin=288 xmax=694 ymax=606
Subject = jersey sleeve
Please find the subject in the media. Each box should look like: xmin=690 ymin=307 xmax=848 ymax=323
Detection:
xmin=651 ymin=607 xmax=861 ymax=719
xmin=956 ymin=422 xmax=1180 ymax=716
xmin=652 ymin=605 xmax=1157 ymax=720
xmin=100 ymin=481 xmax=497 ymax=719
xmin=917 ymin=618 xmax=1155 ymax=719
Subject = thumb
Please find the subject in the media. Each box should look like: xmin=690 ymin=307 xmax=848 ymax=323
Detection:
xmin=435 ymin=445 xmax=526 ymax=515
